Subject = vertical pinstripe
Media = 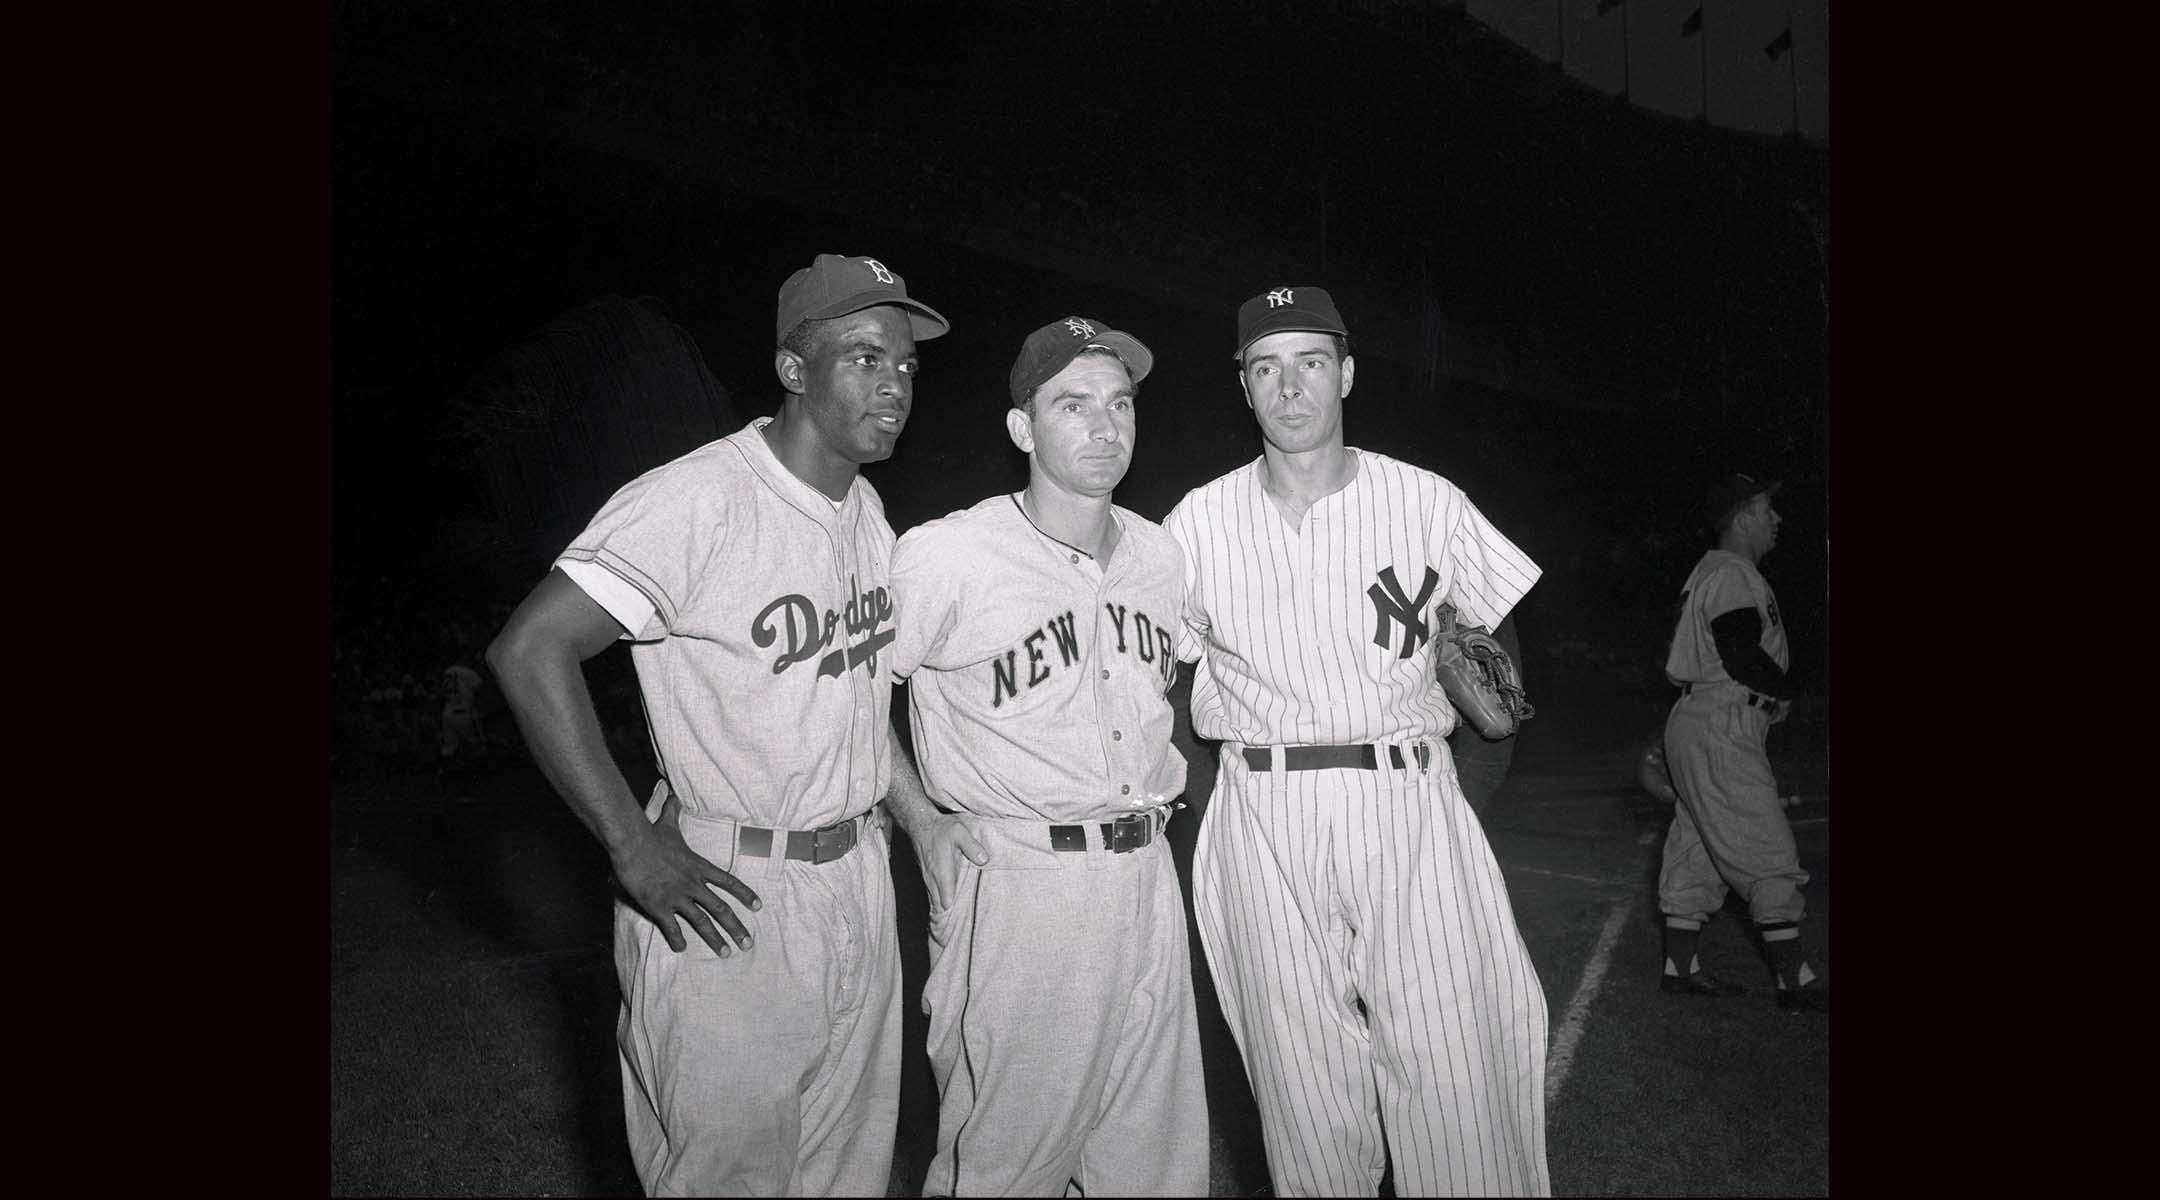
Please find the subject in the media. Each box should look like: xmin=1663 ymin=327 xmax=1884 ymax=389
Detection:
xmin=1168 ymin=450 xmax=1550 ymax=1197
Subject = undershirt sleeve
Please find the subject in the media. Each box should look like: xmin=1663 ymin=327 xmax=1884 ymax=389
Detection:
xmin=1708 ymin=607 xmax=1794 ymax=700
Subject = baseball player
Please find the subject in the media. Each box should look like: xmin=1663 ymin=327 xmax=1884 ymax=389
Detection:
xmin=486 ymin=253 xmax=948 ymax=1194
xmin=882 ymin=315 xmax=1209 ymax=1196
xmin=1165 ymin=286 xmax=1551 ymax=1197
xmin=1657 ymin=473 xmax=1828 ymax=1014
xmin=438 ymin=660 xmax=489 ymax=761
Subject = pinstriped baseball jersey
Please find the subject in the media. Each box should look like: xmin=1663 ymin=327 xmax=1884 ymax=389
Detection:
xmin=1170 ymin=446 xmax=1551 ymax=1196
xmin=1664 ymin=549 xmax=1788 ymax=685
xmin=555 ymin=416 xmax=895 ymax=830
xmin=888 ymin=495 xmax=1186 ymax=821
xmin=1165 ymin=450 xmax=1541 ymax=745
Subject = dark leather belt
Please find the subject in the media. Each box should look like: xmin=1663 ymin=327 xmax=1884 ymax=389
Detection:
xmin=1683 ymin=684 xmax=1780 ymax=711
xmin=1242 ymin=744 xmax=1414 ymax=772
xmin=1049 ymin=810 xmax=1162 ymax=854
xmin=737 ymin=815 xmax=864 ymax=864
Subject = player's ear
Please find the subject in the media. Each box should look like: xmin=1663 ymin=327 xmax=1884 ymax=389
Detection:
xmin=1005 ymin=405 xmax=1034 ymax=453
xmin=774 ymin=349 xmax=806 ymax=396
xmin=1237 ymin=370 xmax=1253 ymax=410
xmin=1339 ymin=354 xmax=1355 ymax=398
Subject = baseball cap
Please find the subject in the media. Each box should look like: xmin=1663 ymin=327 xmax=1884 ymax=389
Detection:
xmin=1234 ymin=285 xmax=1350 ymax=359
xmin=1704 ymin=473 xmax=1782 ymax=527
xmin=1008 ymin=316 xmax=1154 ymax=407
xmin=775 ymin=253 xmax=950 ymax=345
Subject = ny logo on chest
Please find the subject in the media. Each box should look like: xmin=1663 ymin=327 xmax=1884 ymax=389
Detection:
xmin=1367 ymin=565 xmax=1439 ymax=659
xmin=991 ymin=603 xmax=1176 ymax=707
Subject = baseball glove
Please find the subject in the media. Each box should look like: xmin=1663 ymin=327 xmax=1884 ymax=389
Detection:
xmin=1636 ymin=735 xmax=1682 ymax=804
xmin=1433 ymin=604 xmax=1533 ymax=740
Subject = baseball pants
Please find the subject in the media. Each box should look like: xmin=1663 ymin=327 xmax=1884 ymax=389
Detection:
xmin=613 ymin=791 xmax=902 ymax=1197
xmin=922 ymin=815 xmax=1208 ymax=1197
xmin=1195 ymin=741 xmax=1551 ymax=1198
xmin=1659 ymin=690 xmax=1807 ymax=925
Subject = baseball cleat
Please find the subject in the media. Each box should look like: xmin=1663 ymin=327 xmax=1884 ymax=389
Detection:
xmin=1660 ymin=972 xmax=1746 ymax=998
xmin=1776 ymin=983 xmax=1829 ymax=1013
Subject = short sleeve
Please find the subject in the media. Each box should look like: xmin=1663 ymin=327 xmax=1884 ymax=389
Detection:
xmin=556 ymin=458 xmax=727 ymax=638
xmin=555 ymin=557 xmax=660 ymax=639
xmin=1434 ymin=485 xmax=1541 ymax=631
xmin=1164 ymin=495 xmax=1208 ymax=664
xmin=888 ymin=524 xmax=965 ymax=679
xmin=1694 ymin=562 xmax=1758 ymax=621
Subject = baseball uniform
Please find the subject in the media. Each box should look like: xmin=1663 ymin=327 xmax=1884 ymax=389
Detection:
xmin=555 ymin=415 xmax=902 ymax=1196
xmin=1658 ymin=548 xmax=1805 ymax=928
xmin=889 ymin=494 xmax=1208 ymax=1197
xmin=1167 ymin=450 xmax=1550 ymax=1198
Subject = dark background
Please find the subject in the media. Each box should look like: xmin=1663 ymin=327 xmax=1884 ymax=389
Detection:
xmin=330 ymin=0 xmax=1829 ymax=739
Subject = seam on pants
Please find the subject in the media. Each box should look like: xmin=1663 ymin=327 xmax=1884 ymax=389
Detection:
xmin=947 ymin=870 xmax=986 ymax=1197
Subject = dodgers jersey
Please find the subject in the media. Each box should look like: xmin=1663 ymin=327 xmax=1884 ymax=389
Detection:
xmin=889 ymin=496 xmax=1187 ymax=822
xmin=1165 ymin=449 xmax=1540 ymax=746
xmin=555 ymin=417 xmax=895 ymax=830
xmin=1664 ymin=548 xmax=1788 ymax=687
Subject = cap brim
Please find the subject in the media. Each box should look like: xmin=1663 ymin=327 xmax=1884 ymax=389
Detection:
xmin=807 ymin=293 xmax=952 ymax=341
xmin=1236 ymin=317 xmax=1349 ymax=358
xmin=1087 ymin=331 xmax=1153 ymax=384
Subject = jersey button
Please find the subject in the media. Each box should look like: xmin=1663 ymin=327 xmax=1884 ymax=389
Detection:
xmin=1069 ymin=553 xmax=1079 ymax=563
xmin=1100 ymin=668 xmax=1110 ymax=680
xmin=1112 ymin=729 xmax=1123 ymax=741
xmin=1121 ymin=784 xmax=1131 ymax=795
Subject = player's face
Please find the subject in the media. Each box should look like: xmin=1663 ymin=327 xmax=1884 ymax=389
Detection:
xmin=1012 ymin=353 xmax=1137 ymax=499
xmin=790 ymin=305 xmax=919 ymax=465
xmin=1239 ymin=331 xmax=1353 ymax=454
xmin=1742 ymin=495 xmax=1782 ymax=555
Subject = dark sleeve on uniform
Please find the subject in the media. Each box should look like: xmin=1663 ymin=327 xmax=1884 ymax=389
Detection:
xmin=1708 ymin=607 xmax=1795 ymax=700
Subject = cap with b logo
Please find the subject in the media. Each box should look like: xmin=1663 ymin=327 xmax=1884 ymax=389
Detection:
xmin=775 ymin=254 xmax=951 ymax=345
xmin=1235 ymin=285 xmax=1350 ymax=358
xmin=1008 ymin=316 xmax=1154 ymax=407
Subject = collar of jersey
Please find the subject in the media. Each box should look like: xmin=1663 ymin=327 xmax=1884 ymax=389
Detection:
xmin=1009 ymin=493 xmax=1120 ymax=562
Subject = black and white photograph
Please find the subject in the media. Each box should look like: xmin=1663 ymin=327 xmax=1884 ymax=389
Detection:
xmin=329 ymin=1 xmax=1831 ymax=1194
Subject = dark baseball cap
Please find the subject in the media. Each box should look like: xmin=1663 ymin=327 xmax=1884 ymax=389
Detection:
xmin=775 ymin=253 xmax=950 ymax=345
xmin=1704 ymin=473 xmax=1782 ymax=527
xmin=1235 ymin=285 xmax=1350 ymax=359
xmin=1008 ymin=316 xmax=1154 ymax=407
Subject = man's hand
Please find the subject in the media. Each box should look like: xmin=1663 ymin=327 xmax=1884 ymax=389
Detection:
xmin=911 ymin=812 xmax=989 ymax=913
xmin=614 ymin=789 xmax=764 ymax=957
xmin=1771 ymin=698 xmax=1793 ymax=725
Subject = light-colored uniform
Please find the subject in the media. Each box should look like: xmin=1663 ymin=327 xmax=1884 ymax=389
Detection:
xmin=1659 ymin=548 xmax=1804 ymax=926
xmin=556 ymin=416 xmax=901 ymax=1196
xmin=889 ymin=494 xmax=1208 ymax=1197
xmin=1166 ymin=450 xmax=1551 ymax=1198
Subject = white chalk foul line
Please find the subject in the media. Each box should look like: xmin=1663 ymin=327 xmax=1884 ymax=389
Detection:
xmin=1545 ymin=829 xmax=1657 ymax=1105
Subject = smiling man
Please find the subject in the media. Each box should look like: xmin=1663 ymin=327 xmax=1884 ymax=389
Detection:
xmin=487 ymin=253 xmax=946 ymax=1195
xmin=1164 ymin=286 xmax=1551 ymax=1196
xmin=882 ymin=316 xmax=1209 ymax=1196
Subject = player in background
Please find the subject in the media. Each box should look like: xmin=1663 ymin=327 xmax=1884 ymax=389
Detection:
xmin=487 ymin=254 xmax=948 ymax=1194
xmin=1657 ymin=474 xmax=1828 ymax=1014
xmin=882 ymin=315 xmax=1208 ymax=1196
xmin=1165 ymin=286 xmax=1550 ymax=1197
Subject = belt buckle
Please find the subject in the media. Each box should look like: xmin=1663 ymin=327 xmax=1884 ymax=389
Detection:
xmin=1107 ymin=813 xmax=1150 ymax=853
xmin=811 ymin=819 xmax=855 ymax=863
xmin=1413 ymin=740 xmax=1431 ymax=773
